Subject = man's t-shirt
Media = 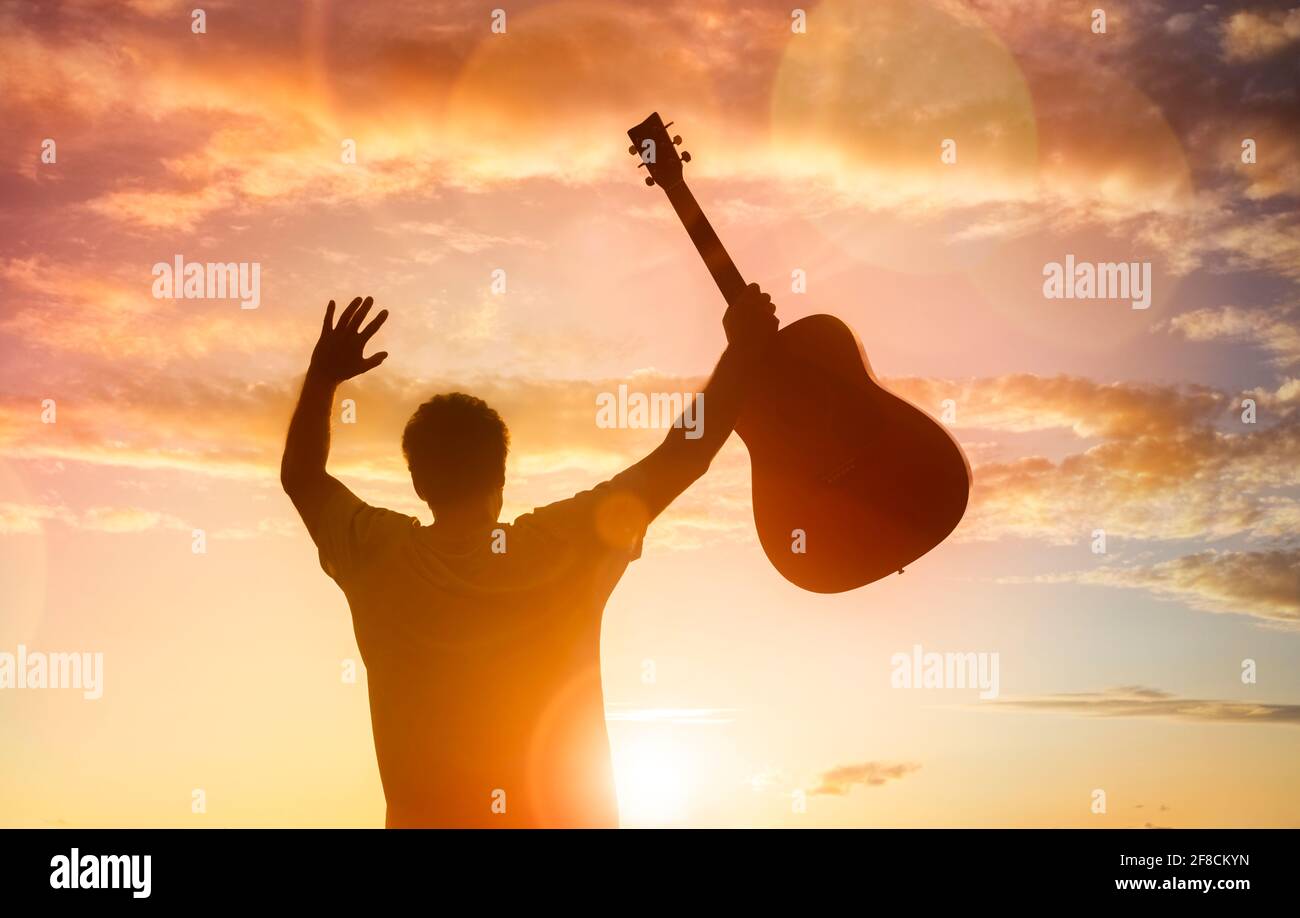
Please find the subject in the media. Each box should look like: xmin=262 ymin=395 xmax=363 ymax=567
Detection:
xmin=309 ymin=472 xmax=651 ymax=828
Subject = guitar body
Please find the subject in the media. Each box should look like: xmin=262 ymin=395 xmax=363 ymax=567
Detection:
xmin=627 ymin=112 xmax=971 ymax=592
xmin=735 ymin=315 xmax=970 ymax=592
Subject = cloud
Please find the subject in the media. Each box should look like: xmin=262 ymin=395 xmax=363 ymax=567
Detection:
xmin=0 ymin=368 xmax=755 ymax=552
xmin=0 ymin=501 xmax=187 ymax=534
xmin=890 ymin=374 xmax=1300 ymax=547
xmin=0 ymin=258 xmax=298 ymax=366
xmin=0 ymin=374 xmax=592 ymax=485
xmin=1007 ymin=549 xmax=1300 ymax=628
xmin=385 ymin=221 xmax=547 ymax=255
xmin=966 ymin=434 xmax=1300 ymax=545
xmin=810 ymin=761 xmax=921 ymax=796
xmin=0 ymin=0 xmax=746 ymax=228
xmin=1220 ymin=8 xmax=1300 ymax=61
xmin=1 ymin=0 xmax=1291 ymax=289
xmin=3 ymin=369 xmax=1296 ymax=561
xmin=1164 ymin=11 xmax=1200 ymax=35
xmin=987 ymin=685 xmax=1300 ymax=726
xmin=1218 ymin=118 xmax=1300 ymax=202
xmin=1208 ymin=212 xmax=1300 ymax=280
xmin=890 ymin=374 xmax=1228 ymax=439
xmin=0 ymin=498 xmax=297 ymax=539
xmin=1166 ymin=303 xmax=1300 ymax=368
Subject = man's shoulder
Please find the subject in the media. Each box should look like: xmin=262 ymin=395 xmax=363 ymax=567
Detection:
xmin=315 ymin=488 xmax=421 ymax=581
xmin=508 ymin=476 xmax=648 ymax=559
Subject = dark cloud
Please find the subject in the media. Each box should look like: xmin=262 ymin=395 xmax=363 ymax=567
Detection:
xmin=1010 ymin=549 xmax=1300 ymax=627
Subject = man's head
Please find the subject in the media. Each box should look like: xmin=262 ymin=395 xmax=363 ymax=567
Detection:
xmin=401 ymin=393 xmax=509 ymax=519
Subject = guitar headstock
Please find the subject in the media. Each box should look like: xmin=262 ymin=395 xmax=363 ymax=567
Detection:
xmin=626 ymin=112 xmax=691 ymax=190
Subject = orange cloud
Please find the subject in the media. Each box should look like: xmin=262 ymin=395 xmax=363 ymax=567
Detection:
xmin=0 ymin=257 xmax=294 ymax=364
xmin=0 ymin=0 xmax=1252 ymax=276
xmin=3 ymin=371 xmax=1295 ymax=556
xmin=810 ymin=761 xmax=921 ymax=796
xmin=0 ymin=501 xmax=186 ymax=534
xmin=1221 ymin=8 xmax=1300 ymax=61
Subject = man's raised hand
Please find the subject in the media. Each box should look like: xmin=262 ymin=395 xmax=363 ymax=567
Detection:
xmin=308 ymin=296 xmax=389 ymax=383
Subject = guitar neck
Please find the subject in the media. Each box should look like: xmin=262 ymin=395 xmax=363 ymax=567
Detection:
xmin=661 ymin=180 xmax=748 ymax=306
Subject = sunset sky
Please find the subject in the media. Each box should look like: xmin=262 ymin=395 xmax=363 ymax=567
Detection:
xmin=1 ymin=0 xmax=1298 ymax=827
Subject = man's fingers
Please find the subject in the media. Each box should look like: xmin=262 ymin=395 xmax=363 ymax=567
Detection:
xmin=337 ymin=296 xmax=364 ymax=330
xmin=359 ymin=309 xmax=388 ymax=342
xmin=745 ymin=286 xmax=775 ymax=315
xmin=348 ymin=296 xmax=374 ymax=332
xmin=322 ymin=300 xmax=336 ymax=332
xmin=360 ymin=351 xmax=389 ymax=372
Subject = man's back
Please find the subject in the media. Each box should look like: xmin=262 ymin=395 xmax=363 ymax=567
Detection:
xmin=313 ymin=477 xmax=649 ymax=827
xmin=279 ymin=289 xmax=775 ymax=827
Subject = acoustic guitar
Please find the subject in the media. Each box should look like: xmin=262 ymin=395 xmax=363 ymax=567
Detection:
xmin=628 ymin=112 xmax=971 ymax=592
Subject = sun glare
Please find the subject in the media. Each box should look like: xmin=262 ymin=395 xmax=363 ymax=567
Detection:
xmin=614 ymin=735 xmax=690 ymax=827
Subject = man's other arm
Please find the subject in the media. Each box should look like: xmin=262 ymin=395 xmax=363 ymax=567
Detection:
xmin=620 ymin=283 xmax=777 ymax=521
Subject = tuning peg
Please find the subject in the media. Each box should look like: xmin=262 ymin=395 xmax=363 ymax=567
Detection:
xmin=681 ymin=152 xmax=691 ymax=162
xmin=644 ymin=176 xmax=655 ymax=186
xmin=672 ymin=135 xmax=682 ymax=145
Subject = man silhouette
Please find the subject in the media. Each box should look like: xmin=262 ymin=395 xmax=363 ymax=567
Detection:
xmin=281 ymin=288 xmax=776 ymax=827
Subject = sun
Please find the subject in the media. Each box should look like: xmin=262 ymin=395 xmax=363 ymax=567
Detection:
xmin=614 ymin=734 xmax=690 ymax=827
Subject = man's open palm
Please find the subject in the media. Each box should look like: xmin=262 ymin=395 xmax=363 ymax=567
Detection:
xmin=310 ymin=296 xmax=389 ymax=382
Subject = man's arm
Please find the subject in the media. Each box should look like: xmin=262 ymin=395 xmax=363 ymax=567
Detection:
xmin=281 ymin=296 xmax=389 ymax=527
xmin=621 ymin=283 xmax=777 ymax=521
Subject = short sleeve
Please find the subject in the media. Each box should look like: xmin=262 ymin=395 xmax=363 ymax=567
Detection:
xmin=308 ymin=483 xmax=416 ymax=583
xmin=514 ymin=467 xmax=653 ymax=561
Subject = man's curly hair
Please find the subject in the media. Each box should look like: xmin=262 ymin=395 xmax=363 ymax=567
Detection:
xmin=401 ymin=393 xmax=509 ymax=510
